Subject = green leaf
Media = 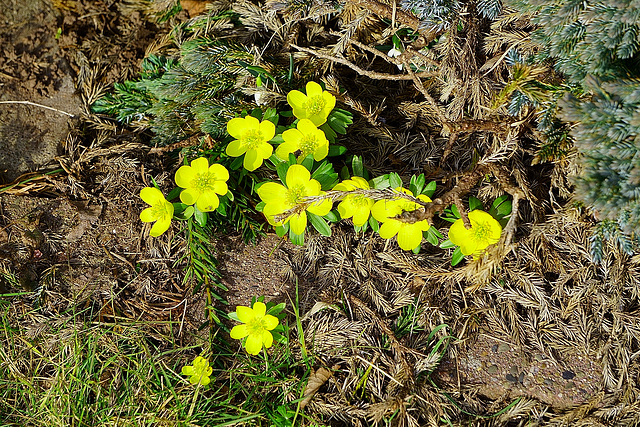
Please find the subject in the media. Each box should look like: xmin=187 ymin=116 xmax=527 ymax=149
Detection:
xmin=424 ymin=227 xmax=441 ymax=246
xmin=276 ymin=161 xmax=290 ymax=183
xmin=389 ymin=173 xmax=402 ymax=189
xmin=267 ymin=302 xmax=286 ymax=316
xmin=352 ymin=155 xmax=364 ymax=178
xmin=194 ymin=207 xmax=208 ymax=227
xmin=423 ymin=181 xmax=436 ymax=197
xmin=371 ymin=174 xmax=390 ymax=189
xmin=319 ymin=123 xmax=337 ymax=143
xmin=263 ymin=108 xmax=279 ymax=125
xmin=451 ymin=204 xmax=460 ymax=218
xmin=250 ymin=108 xmax=263 ymax=120
xmin=229 ymin=155 xmax=244 ymax=170
xmin=369 ymin=215 xmax=380 ymax=232
xmin=301 ymin=154 xmax=314 ymax=171
xmin=307 ymin=211 xmax=332 ymax=236
xmin=166 ymin=186 xmax=182 ymax=201
xmin=412 ymin=245 xmax=421 ymax=254
xmin=409 ymin=174 xmax=426 ymax=196
xmin=490 ymin=195 xmax=512 ymax=218
xmin=275 ymin=223 xmax=288 ymax=237
xmin=173 ymin=204 xmax=194 ymax=220
xmin=289 ymin=228 xmax=305 ymax=245
xmin=228 ymin=312 xmax=240 ymax=321
xmin=469 ymin=196 xmax=483 ymax=211
xmin=328 ymin=116 xmax=347 ymax=134
xmin=324 ymin=210 xmax=340 ymax=222
xmin=439 ymin=239 xmax=456 ymax=249
xmin=451 ymin=247 xmax=465 ymax=266
xmin=328 ymin=145 xmax=347 ymax=156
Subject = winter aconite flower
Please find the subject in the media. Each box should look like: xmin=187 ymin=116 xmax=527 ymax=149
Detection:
xmin=226 ymin=115 xmax=276 ymax=171
xmin=371 ymin=188 xmax=431 ymax=251
xmin=181 ymin=356 xmax=213 ymax=386
xmin=448 ymin=210 xmax=502 ymax=256
xmin=257 ymin=165 xmax=332 ymax=234
xmin=333 ymin=177 xmax=374 ymax=227
xmin=230 ymin=301 xmax=280 ymax=355
xmin=140 ymin=187 xmax=174 ymax=237
xmin=175 ymin=157 xmax=229 ymax=212
xmin=276 ymin=119 xmax=329 ymax=162
xmin=287 ymin=82 xmax=336 ymax=126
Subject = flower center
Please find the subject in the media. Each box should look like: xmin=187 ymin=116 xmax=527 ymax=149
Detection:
xmin=246 ymin=316 xmax=267 ymax=335
xmin=349 ymin=194 xmax=370 ymax=207
xmin=299 ymin=134 xmax=319 ymax=155
xmin=287 ymin=184 xmax=308 ymax=206
xmin=473 ymin=221 xmax=492 ymax=240
xmin=305 ymin=95 xmax=325 ymax=116
xmin=151 ymin=202 xmax=171 ymax=218
xmin=243 ymin=129 xmax=265 ymax=149
xmin=194 ymin=172 xmax=217 ymax=192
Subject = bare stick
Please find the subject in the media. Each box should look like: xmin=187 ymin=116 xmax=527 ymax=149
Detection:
xmin=291 ymin=44 xmax=437 ymax=81
xmin=0 ymin=100 xmax=75 ymax=117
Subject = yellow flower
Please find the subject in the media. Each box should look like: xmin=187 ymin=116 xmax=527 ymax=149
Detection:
xmin=226 ymin=115 xmax=275 ymax=171
xmin=370 ymin=188 xmax=431 ymax=251
xmin=256 ymin=165 xmax=332 ymax=234
xmin=181 ymin=356 xmax=213 ymax=386
xmin=175 ymin=157 xmax=229 ymax=212
xmin=276 ymin=119 xmax=329 ymax=162
xmin=333 ymin=177 xmax=374 ymax=227
xmin=230 ymin=301 xmax=280 ymax=355
xmin=139 ymin=187 xmax=174 ymax=237
xmin=448 ymin=210 xmax=502 ymax=256
xmin=287 ymin=82 xmax=336 ymax=126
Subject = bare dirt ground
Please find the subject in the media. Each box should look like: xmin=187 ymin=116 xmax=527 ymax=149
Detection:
xmin=1 ymin=0 xmax=639 ymax=425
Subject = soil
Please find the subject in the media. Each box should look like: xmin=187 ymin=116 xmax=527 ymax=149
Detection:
xmin=0 ymin=0 xmax=627 ymax=422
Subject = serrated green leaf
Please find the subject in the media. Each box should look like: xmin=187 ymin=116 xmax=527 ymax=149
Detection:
xmin=307 ymin=211 xmax=332 ymax=236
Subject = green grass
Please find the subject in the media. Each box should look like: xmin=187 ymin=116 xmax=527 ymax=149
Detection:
xmin=0 ymin=291 xmax=326 ymax=427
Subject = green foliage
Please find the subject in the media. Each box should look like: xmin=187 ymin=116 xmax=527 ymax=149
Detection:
xmin=505 ymin=0 xmax=640 ymax=252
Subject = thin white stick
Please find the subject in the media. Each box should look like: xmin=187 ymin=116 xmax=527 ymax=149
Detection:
xmin=0 ymin=100 xmax=75 ymax=117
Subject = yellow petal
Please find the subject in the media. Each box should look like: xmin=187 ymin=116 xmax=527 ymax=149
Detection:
xmin=282 ymin=128 xmax=302 ymax=146
xmin=287 ymin=90 xmax=308 ymax=117
xmin=181 ymin=366 xmax=194 ymax=376
xmin=226 ymin=139 xmax=247 ymax=157
xmin=227 ymin=117 xmax=246 ymax=139
xmin=313 ymin=141 xmax=329 ymax=161
xmin=256 ymin=141 xmax=273 ymax=160
xmin=352 ymin=206 xmax=371 ymax=227
xmin=199 ymin=375 xmax=211 ymax=386
xmin=230 ymin=324 xmax=249 ymax=339
xmin=351 ymin=176 xmax=370 ymax=189
xmin=303 ymin=178 xmax=322 ymax=196
xmin=180 ymin=188 xmax=200 ymax=206
xmin=212 ymin=181 xmax=228 ymax=196
xmin=196 ymin=190 xmax=219 ymax=212
xmin=285 ymin=165 xmax=311 ymax=189
xmin=190 ymin=157 xmax=209 ymax=174
xmin=262 ymin=330 xmax=274 ymax=349
xmin=245 ymin=334 xmax=262 ymax=355
xmin=305 ymin=81 xmax=323 ymax=97
xmin=236 ymin=305 xmax=254 ymax=323
xmin=397 ymin=224 xmax=422 ymax=251
xmin=149 ymin=216 xmax=171 ymax=237
xmin=257 ymin=182 xmax=288 ymax=203
xmin=275 ymin=141 xmax=296 ymax=159
xmin=209 ymin=163 xmax=229 ymax=181
xmin=175 ymin=166 xmax=195 ymax=189
xmin=297 ymin=118 xmax=317 ymax=134
xmin=379 ymin=220 xmax=401 ymax=239
xmin=140 ymin=187 xmax=165 ymax=205
xmin=140 ymin=207 xmax=156 ymax=223
xmin=337 ymin=199 xmax=355 ymax=220
xmin=289 ymin=211 xmax=307 ymax=235
xmin=371 ymin=200 xmax=401 ymax=222
xmin=259 ymin=120 xmax=276 ymax=140
xmin=321 ymin=91 xmax=336 ymax=115
xmin=252 ymin=301 xmax=267 ymax=317
xmin=263 ymin=314 xmax=279 ymax=330
xmin=243 ymin=149 xmax=262 ymax=171
xmin=307 ymin=198 xmax=332 ymax=217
